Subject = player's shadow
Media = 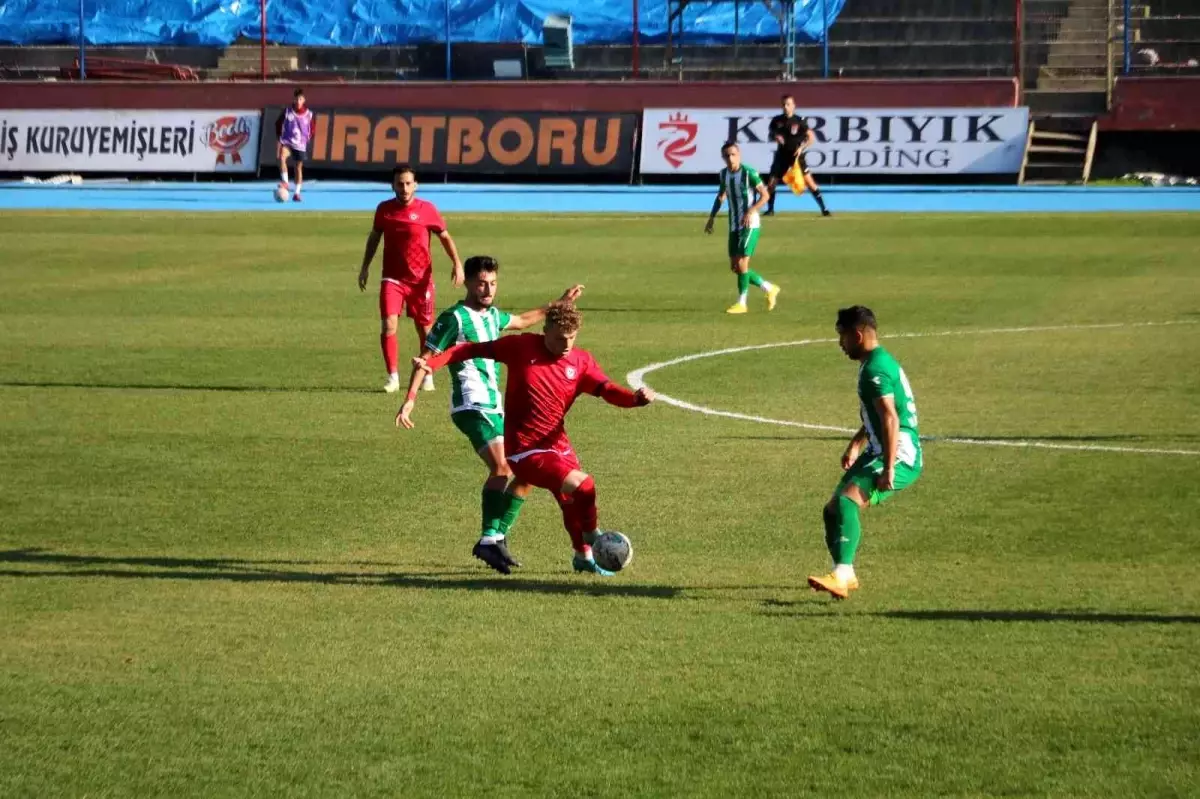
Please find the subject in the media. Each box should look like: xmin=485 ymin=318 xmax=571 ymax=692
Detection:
xmin=0 ymin=548 xmax=681 ymax=600
xmin=719 ymin=435 xmax=847 ymax=442
xmin=925 ymin=434 xmax=1200 ymax=443
xmin=0 ymin=381 xmax=376 ymax=394
xmin=876 ymin=609 xmax=1200 ymax=625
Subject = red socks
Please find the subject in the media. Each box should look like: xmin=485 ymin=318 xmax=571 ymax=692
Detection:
xmin=381 ymin=333 xmax=398 ymax=374
xmin=556 ymin=476 xmax=597 ymax=553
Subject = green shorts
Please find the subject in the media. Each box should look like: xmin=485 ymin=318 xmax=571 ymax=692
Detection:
xmin=451 ymin=410 xmax=504 ymax=453
xmin=727 ymin=228 xmax=761 ymax=258
xmin=836 ymin=452 xmax=922 ymax=506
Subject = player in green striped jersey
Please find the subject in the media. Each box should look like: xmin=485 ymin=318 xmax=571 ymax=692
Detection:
xmin=396 ymin=255 xmax=583 ymax=573
xmin=704 ymin=141 xmax=782 ymax=315
xmin=809 ymin=305 xmax=923 ymax=599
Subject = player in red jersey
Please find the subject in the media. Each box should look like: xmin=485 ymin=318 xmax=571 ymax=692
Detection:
xmin=415 ymin=301 xmax=655 ymax=576
xmin=359 ymin=164 xmax=464 ymax=394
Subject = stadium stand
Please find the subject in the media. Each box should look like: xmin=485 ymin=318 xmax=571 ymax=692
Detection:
xmin=0 ymin=1 xmax=1193 ymax=91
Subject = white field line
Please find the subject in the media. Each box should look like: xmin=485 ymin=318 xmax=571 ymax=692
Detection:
xmin=627 ymin=320 xmax=1200 ymax=457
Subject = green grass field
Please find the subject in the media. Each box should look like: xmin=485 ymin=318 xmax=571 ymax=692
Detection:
xmin=2 ymin=211 xmax=1199 ymax=797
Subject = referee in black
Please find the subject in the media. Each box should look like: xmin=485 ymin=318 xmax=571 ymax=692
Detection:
xmin=766 ymin=94 xmax=831 ymax=217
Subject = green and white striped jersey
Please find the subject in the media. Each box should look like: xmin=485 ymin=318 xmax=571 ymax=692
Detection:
xmin=425 ymin=302 xmax=513 ymax=415
xmin=718 ymin=165 xmax=764 ymax=233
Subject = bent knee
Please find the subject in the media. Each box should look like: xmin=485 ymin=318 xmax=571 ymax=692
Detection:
xmin=838 ymin=485 xmax=869 ymax=508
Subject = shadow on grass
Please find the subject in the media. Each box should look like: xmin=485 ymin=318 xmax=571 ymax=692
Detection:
xmin=878 ymin=609 xmax=1200 ymax=625
xmin=0 ymin=548 xmax=681 ymax=600
xmin=925 ymin=434 xmax=1200 ymax=443
xmin=758 ymin=601 xmax=1200 ymax=624
xmin=0 ymin=381 xmax=375 ymax=394
xmin=721 ymin=434 xmax=1200 ymax=445
xmin=718 ymin=435 xmax=847 ymax=442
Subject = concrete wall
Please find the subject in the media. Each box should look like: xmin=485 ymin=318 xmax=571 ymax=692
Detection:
xmin=1101 ymin=76 xmax=1200 ymax=131
xmin=0 ymin=78 xmax=1020 ymax=111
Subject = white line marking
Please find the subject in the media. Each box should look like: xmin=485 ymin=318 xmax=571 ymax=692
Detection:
xmin=627 ymin=320 xmax=1200 ymax=457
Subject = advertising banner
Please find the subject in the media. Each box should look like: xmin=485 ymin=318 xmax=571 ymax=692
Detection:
xmin=641 ymin=107 xmax=1030 ymax=175
xmin=0 ymin=109 xmax=261 ymax=172
xmin=258 ymin=107 xmax=639 ymax=177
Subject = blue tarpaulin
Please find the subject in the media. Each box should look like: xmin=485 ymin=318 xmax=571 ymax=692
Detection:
xmin=0 ymin=0 xmax=844 ymax=47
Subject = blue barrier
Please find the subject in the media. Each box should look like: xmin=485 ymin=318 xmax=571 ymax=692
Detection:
xmin=0 ymin=0 xmax=844 ymax=47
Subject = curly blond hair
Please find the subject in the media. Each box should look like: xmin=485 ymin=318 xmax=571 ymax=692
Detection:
xmin=545 ymin=301 xmax=582 ymax=334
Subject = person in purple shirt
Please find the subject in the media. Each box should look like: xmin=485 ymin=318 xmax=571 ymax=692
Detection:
xmin=275 ymin=88 xmax=314 ymax=202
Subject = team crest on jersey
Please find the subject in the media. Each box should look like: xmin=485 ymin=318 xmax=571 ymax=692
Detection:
xmin=565 ymin=366 xmax=577 ymax=380
xmin=409 ymin=212 xmax=419 ymax=221
xmin=657 ymin=112 xmax=698 ymax=169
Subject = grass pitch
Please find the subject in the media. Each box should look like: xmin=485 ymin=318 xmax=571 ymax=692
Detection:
xmin=1 ymin=211 xmax=1199 ymax=797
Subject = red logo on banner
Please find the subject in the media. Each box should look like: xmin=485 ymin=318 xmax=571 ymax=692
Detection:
xmin=205 ymin=115 xmax=253 ymax=165
xmin=657 ymin=112 xmax=698 ymax=169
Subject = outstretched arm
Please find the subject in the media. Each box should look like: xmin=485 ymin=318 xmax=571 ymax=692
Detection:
xmin=395 ymin=348 xmax=434 ymax=429
xmin=506 ymin=284 xmax=585 ymax=331
xmin=596 ymin=383 xmax=655 ymax=408
xmin=418 ymin=339 xmax=505 ymax=373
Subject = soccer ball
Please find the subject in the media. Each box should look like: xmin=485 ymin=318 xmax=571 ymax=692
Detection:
xmin=274 ymin=186 xmax=290 ymax=203
xmin=591 ymin=531 xmax=633 ymax=572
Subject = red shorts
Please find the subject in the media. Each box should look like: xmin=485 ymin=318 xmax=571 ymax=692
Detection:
xmin=379 ymin=278 xmax=434 ymax=328
xmin=508 ymin=447 xmax=582 ymax=494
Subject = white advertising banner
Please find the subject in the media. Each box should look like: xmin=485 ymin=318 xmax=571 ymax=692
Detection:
xmin=641 ymin=107 xmax=1030 ymax=175
xmin=0 ymin=109 xmax=262 ymax=173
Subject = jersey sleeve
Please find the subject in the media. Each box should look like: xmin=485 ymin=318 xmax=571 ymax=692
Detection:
xmin=496 ymin=309 xmax=513 ymax=330
xmin=426 ymin=205 xmax=447 ymax=234
xmin=747 ymin=167 xmax=764 ymax=188
xmin=424 ymin=311 xmax=459 ymax=354
xmin=578 ymin=353 xmax=612 ymax=397
xmin=860 ymin=360 xmax=897 ymax=402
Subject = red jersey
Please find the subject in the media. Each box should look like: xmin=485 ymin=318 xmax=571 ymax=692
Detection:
xmin=373 ymin=197 xmax=446 ymax=286
xmin=427 ymin=333 xmax=616 ymax=457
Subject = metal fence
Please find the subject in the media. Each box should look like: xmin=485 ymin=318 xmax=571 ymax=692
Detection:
xmin=1127 ymin=0 xmax=1200 ymax=73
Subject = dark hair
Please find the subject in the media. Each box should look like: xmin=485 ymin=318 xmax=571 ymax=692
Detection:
xmin=293 ymin=87 xmax=305 ymax=98
xmin=836 ymin=305 xmax=878 ymax=331
xmin=392 ymin=164 xmax=416 ymax=180
xmin=781 ymin=93 xmax=795 ymax=103
xmin=464 ymin=255 xmax=499 ymax=280
xmin=720 ymin=140 xmax=738 ymax=155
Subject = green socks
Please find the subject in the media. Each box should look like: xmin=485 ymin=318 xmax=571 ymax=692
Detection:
xmin=736 ymin=270 xmax=770 ymax=303
xmin=482 ymin=488 xmax=526 ymax=536
xmin=496 ymin=493 xmax=525 ymax=536
xmin=482 ymin=488 xmax=507 ymax=534
xmin=824 ymin=496 xmax=863 ymax=565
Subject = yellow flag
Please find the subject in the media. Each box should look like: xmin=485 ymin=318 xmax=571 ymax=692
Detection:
xmin=782 ymin=157 xmax=806 ymax=195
